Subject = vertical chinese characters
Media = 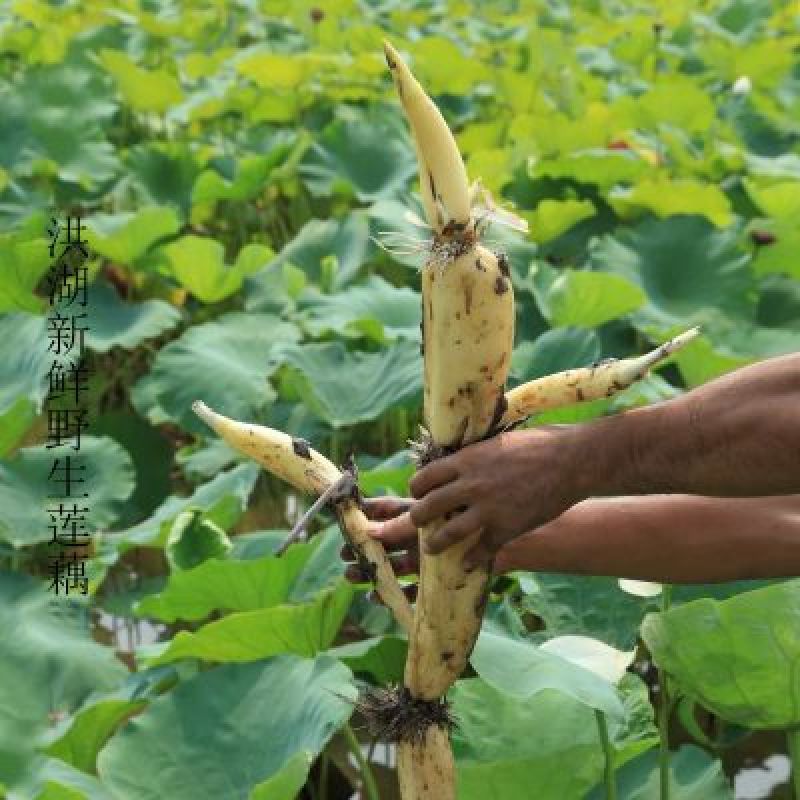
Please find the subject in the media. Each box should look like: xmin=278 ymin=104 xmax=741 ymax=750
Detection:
xmin=43 ymin=215 xmax=92 ymax=596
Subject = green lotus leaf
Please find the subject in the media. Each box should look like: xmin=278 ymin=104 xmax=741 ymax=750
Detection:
xmin=642 ymin=579 xmax=800 ymax=728
xmin=751 ymin=219 xmax=800 ymax=279
xmin=0 ymin=225 xmax=51 ymax=313
xmin=83 ymin=282 xmax=182 ymax=352
xmin=0 ymin=437 xmax=135 ymax=548
xmin=136 ymin=527 xmax=343 ymax=623
xmin=470 ymin=630 xmax=625 ymax=718
xmin=246 ymin=214 xmax=369 ymax=298
xmin=165 ymin=510 xmax=232 ymax=572
xmin=328 ymin=635 xmax=408 ymax=685
xmin=0 ymin=397 xmax=36 ymax=458
xmin=298 ymin=275 xmax=421 ymax=342
xmin=451 ymin=678 xmax=605 ymax=799
xmin=589 ymin=216 xmax=753 ymax=331
xmin=192 ymin=144 xmax=292 ymax=205
xmin=87 ymin=207 xmax=182 ymax=265
xmin=271 ymin=340 xmax=422 ymax=428
xmin=46 ymin=691 xmax=149 ymax=776
xmin=511 ymin=327 xmax=602 ymax=382
xmin=0 ymin=571 xmax=126 ymax=788
xmin=533 ymin=149 xmax=648 ymax=189
xmin=131 ymin=312 xmax=299 ymax=433
xmin=0 ymin=64 xmax=119 ymax=187
xmin=108 ymin=462 xmax=258 ymax=551
xmin=97 ymin=655 xmax=355 ymax=800
xmin=631 ymin=78 xmax=716 ymax=134
xmin=98 ymin=49 xmax=183 ymax=113
xmin=158 ymin=236 xmax=274 ymax=303
xmin=146 ymin=582 xmax=353 ymax=665
xmin=609 ymin=178 xmax=733 ymax=227
xmin=516 ymin=572 xmax=658 ymax=650
xmin=745 ymin=179 xmax=800 ymax=219
xmin=530 ymin=262 xmax=646 ymax=328
xmin=527 ymin=198 xmax=596 ymax=244
xmin=17 ymin=757 xmax=113 ymax=800
xmin=585 ymin=745 xmax=733 ymax=800
xmin=0 ymin=312 xmax=52 ymax=417
xmin=300 ymin=113 xmax=415 ymax=202
xmin=127 ymin=142 xmax=207 ymax=219
xmin=249 ymin=752 xmax=312 ymax=800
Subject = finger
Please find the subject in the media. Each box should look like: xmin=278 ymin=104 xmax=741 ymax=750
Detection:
xmin=409 ymin=458 xmax=458 ymax=499
xmin=363 ymin=496 xmax=412 ymax=520
xmin=370 ymin=512 xmax=418 ymax=549
xmin=425 ymin=508 xmax=483 ymax=555
xmin=463 ymin=537 xmax=496 ymax=571
xmin=410 ymin=482 xmax=470 ymax=530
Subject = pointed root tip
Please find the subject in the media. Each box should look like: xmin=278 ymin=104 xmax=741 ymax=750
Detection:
xmin=192 ymin=401 xmax=216 ymax=427
xmin=383 ymin=39 xmax=400 ymax=70
xmin=665 ymin=326 xmax=702 ymax=352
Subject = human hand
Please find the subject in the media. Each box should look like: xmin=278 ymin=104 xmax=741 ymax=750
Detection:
xmin=340 ymin=497 xmax=420 ymax=595
xmin=407 ymin=427 xmax=590 ymax=567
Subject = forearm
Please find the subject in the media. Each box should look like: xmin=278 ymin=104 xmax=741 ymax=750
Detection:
xmin=497 ymin=494 xmax=800 ymax=583
xmin=579 ymin=354 xmax=800 ymax=499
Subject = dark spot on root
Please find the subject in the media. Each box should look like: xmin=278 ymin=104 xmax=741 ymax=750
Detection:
xmin=494 ymin=275 xmax=509 ymax=295
xmin=487 ymin=392 xmax=508 ymax=435
xmin=291 ymin=438 xmax=312 ymax=459
xmin=385 ymin=52 xmax=396 ymax=69
xmin=352 ymin=686 xmax=456 ymax=743
xmin=464 ymin=284 xmax=473 ymax=315
xmin=441 ymin=650 xmax=455 ymax=662
xmin=496 ymin=251 xmax=510 ymax=278
xmin=576 ymin=388 xmax=585 ymax=402
xmin=612 ymin=379 xmax=625 ymax=391
xmin=362 ymin=559 xmax=378 ymax=583
xmin=475 ymin=258 xmax=486 ymax=271
xmin=428 ymin=171 xmax=436 ymax=200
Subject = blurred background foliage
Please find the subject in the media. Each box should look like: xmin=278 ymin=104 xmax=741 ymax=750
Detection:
xmin=0 ymin=0 xmax=798 ymax=798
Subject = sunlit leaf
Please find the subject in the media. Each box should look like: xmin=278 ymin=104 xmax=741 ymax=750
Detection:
xmin=530 ymin=263 xmax=646 ymax=327
xmin=526 ymin=199 xmax=595 ymax=244
xmin=98 ymin=49 xmax=183 ymax=113
xmin=87 ymin=208 xmax=182 ymax=265
xmin=147 ymin=583 xmax=353 ymax=665
xmin=609 ymin=179 xmax=733 ymax=227
xmin=643 ymin=580 xmax=800 ymax=728
xmin=158 ymin=236 xmax=273 ymax=303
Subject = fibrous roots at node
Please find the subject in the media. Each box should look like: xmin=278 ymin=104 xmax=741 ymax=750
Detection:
xmin=353 ymin=685 xmax=456 ymax=744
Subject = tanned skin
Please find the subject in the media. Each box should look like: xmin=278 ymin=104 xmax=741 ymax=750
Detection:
xmin=343 ymin=354 xmax=800 ymax=583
